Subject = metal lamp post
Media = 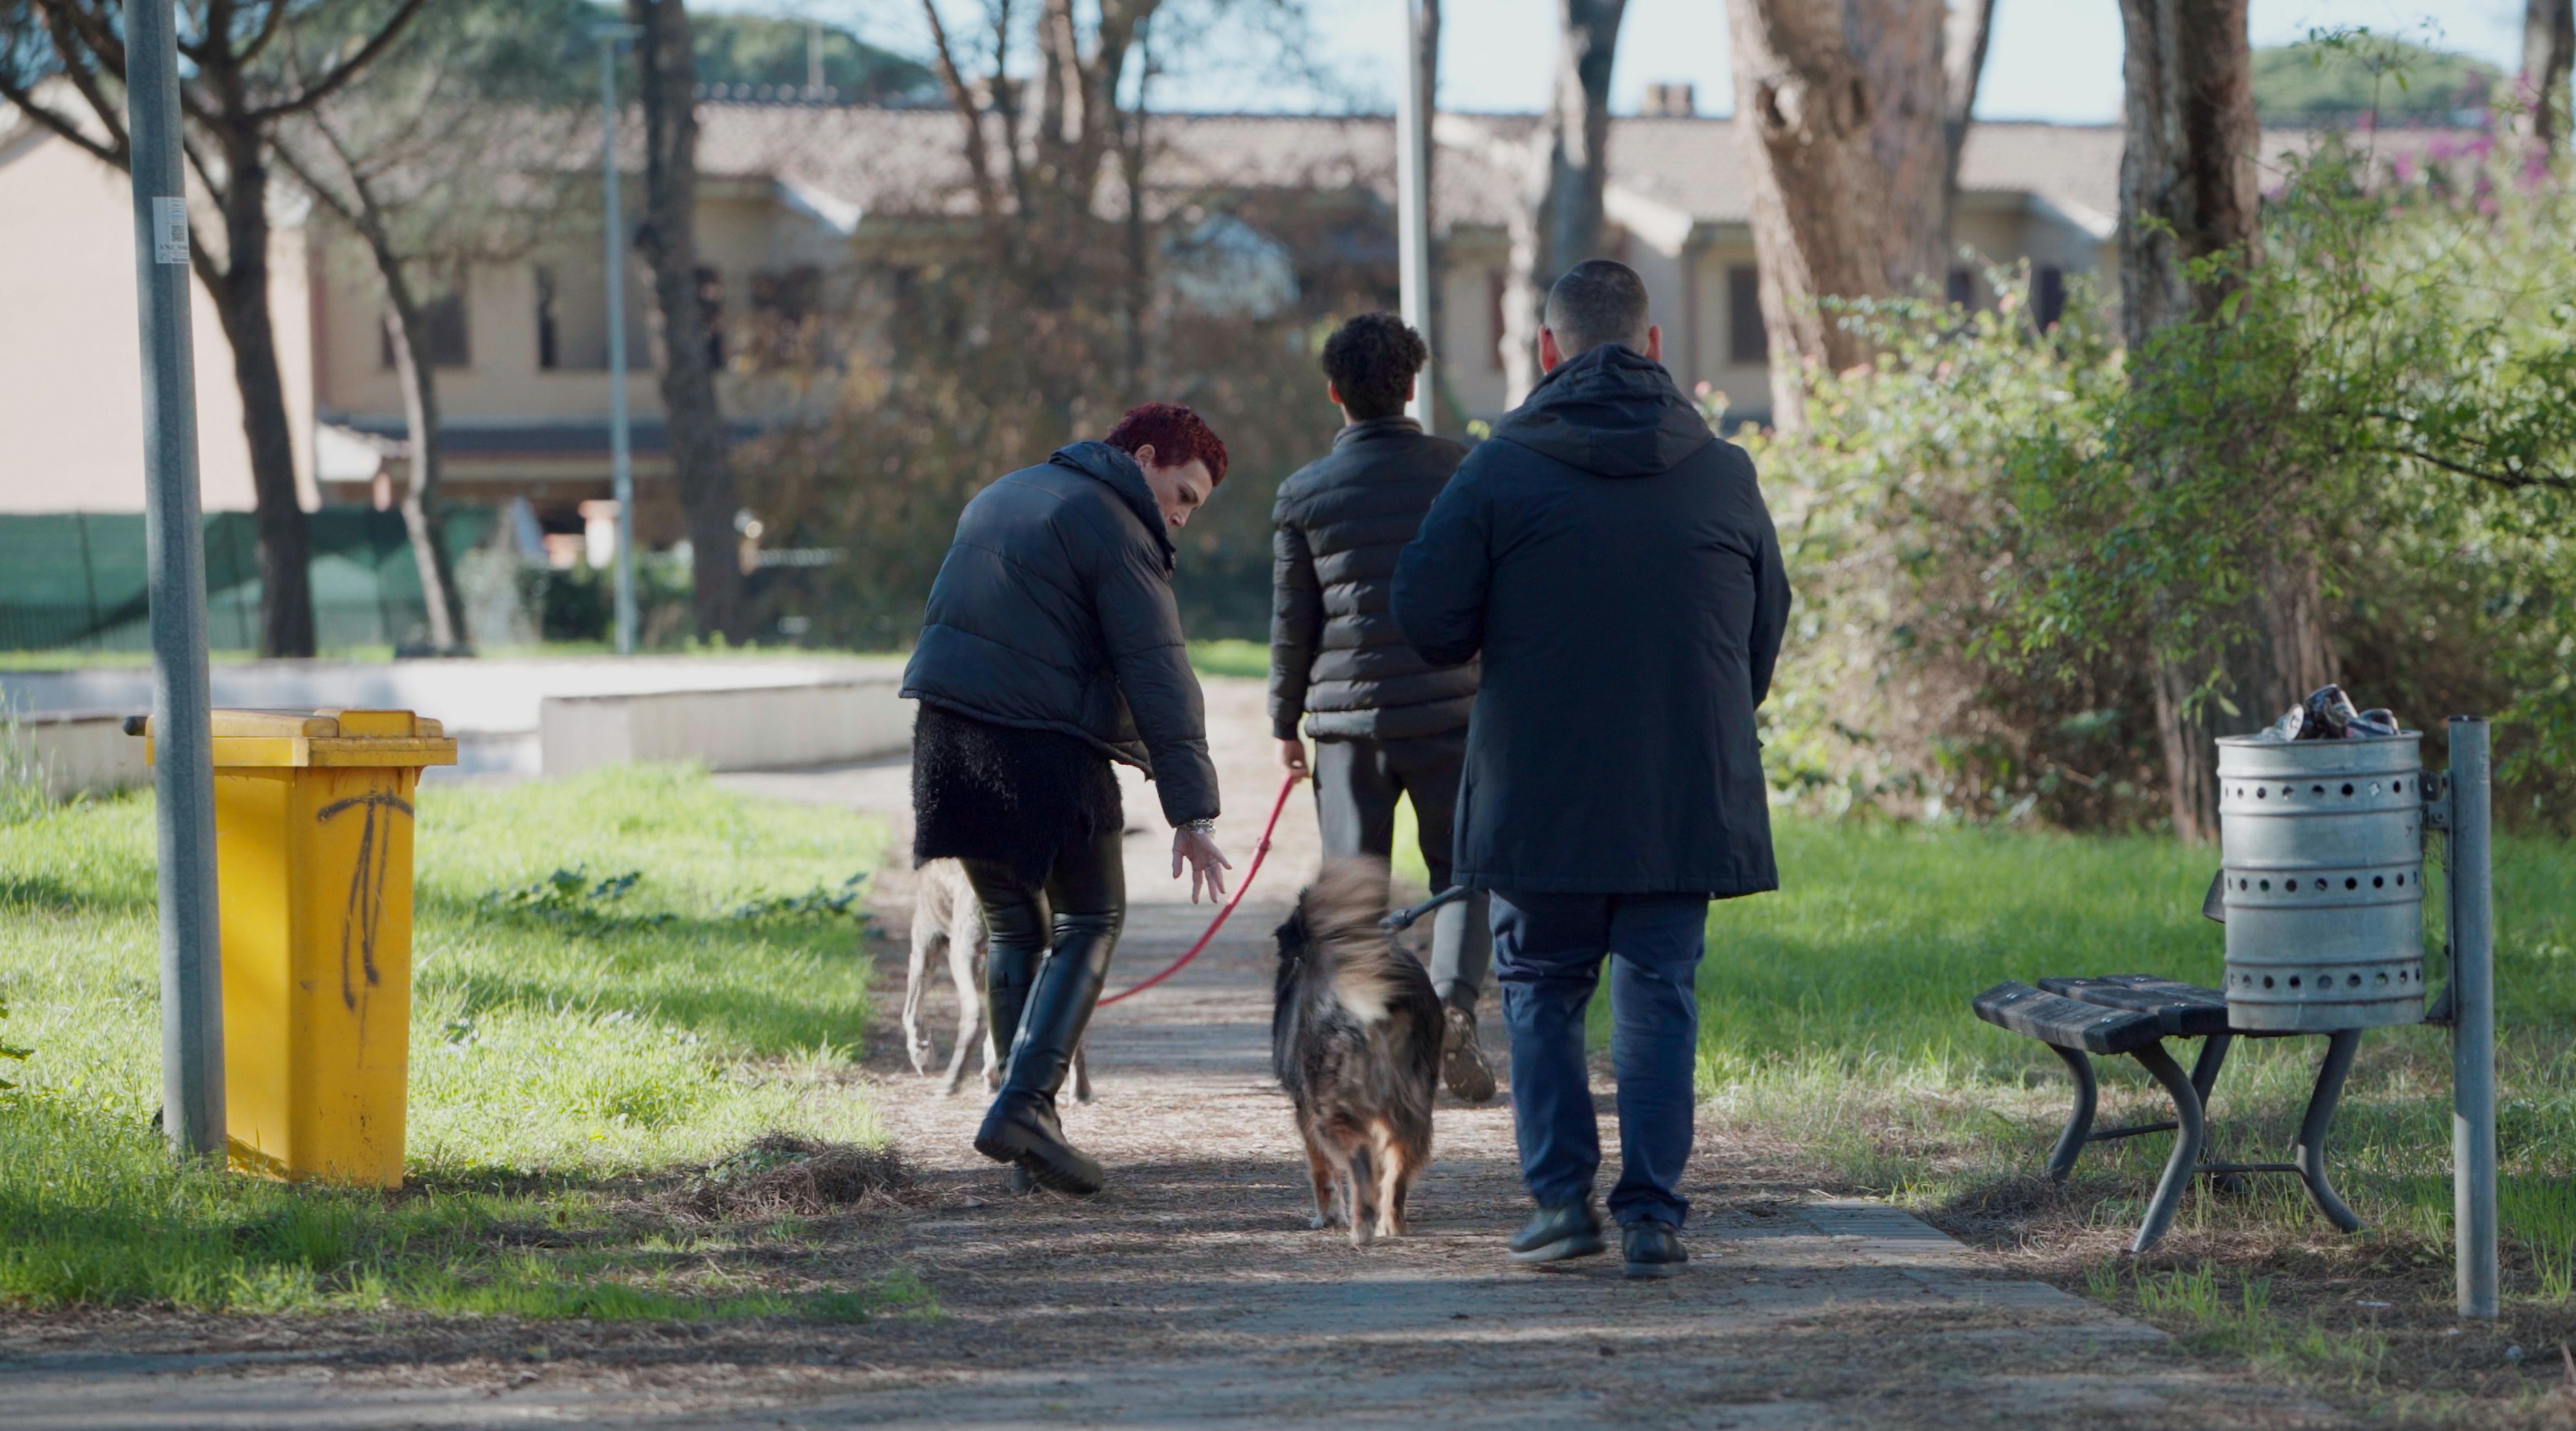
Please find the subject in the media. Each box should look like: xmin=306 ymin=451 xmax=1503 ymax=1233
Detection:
xmin=123 ymin=0 xmax=224 ymax=1157
xmin=597 ymin=24 xmax=642 ymax=655
xmin=1395 ymin=0 xmax=1436 ymax=433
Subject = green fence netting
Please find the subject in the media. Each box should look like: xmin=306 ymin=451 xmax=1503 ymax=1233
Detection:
xmin=0 ymin=508 xmax=497 ymax=652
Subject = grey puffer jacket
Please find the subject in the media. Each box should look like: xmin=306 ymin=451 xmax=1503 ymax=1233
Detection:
xmin=1268 ymin=416 xmax=1479 ymax=741
xmin=902 ymin=441 xmax=1219 ymax=827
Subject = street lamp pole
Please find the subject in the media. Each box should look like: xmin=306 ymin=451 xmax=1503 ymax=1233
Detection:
xmin=598 ymin=24 xmax=642 ymax=655
xmin=124 ymin=0 xmax=224 ymax=1157
xmin=1396 ymin=0 xmax=1436 ymax=434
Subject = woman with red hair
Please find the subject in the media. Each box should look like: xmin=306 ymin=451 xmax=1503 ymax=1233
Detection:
xmin=902 ymin=403 xmax=1235 ymax=1195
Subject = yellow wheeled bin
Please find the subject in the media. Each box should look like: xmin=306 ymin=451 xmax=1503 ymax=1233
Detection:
xmin=141 ymin=709 xmax=457 ymax=1187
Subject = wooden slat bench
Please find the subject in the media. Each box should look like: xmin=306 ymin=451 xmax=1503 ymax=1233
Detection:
xmin=1973 ymin=974 xmax=2364 ymax=1253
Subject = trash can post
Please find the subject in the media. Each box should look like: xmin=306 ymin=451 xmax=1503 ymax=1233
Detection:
xmin=2447 ymin=716 xmax=2498 ymax=1320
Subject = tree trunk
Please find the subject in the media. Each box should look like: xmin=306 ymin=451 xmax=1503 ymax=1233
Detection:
xmin=1500 ymin=0 xmax=1625 ymax=406
xmin=633 ymin=0 xmax=748 ymax=643
xmin=380 ymin=302 xmax=464 ymax=653
xmin=1726 ymin=0 xmax=1970 ymax=432
xmin=207 ymin=136 xmax=318 ymax=658
xmin=2518 ymin=0 xmax=2575 ymax=153
xmin=2120 ymin=0 xmax=2333 ymax=842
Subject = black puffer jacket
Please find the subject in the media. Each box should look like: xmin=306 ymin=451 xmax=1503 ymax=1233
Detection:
xmin=1269 ymin=416 xmax=1479 ymax=741
xmin=1392 ymin=345 xmax=1790 ymax=895
xmin=902 ymin=441 xmax=1219 ymax=827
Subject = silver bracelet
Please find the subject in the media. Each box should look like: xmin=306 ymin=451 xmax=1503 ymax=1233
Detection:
xmin=1181 ymin=818 xmax=1216 ymax=835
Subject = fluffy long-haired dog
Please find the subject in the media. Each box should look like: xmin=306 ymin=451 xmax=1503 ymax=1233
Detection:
xmin=905 ymin=859 xmax=1089 ymax=1101
xmin=1273 ymin=858 xmax=1443 ymax=1246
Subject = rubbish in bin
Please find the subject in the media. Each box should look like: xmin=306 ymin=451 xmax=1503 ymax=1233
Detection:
xmin=2259 ymin=685 xmax=2402 ymax=741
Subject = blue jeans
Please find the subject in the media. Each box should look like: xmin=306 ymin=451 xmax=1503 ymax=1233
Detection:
xmin=1490 ymin=889 xmax=1708 ymax=1228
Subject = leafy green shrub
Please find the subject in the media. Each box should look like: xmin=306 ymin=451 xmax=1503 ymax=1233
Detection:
xmin=1757 ymin=125 xmax=2576 ymax=829
xmin=1990 ymin=133 xmax=2576 ymax=823
xmin=1741 ymin=269 xmax=2164 ymax=827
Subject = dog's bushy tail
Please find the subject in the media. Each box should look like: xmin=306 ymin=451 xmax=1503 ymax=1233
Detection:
xmin=1302 ymin=858 xmax=1408 ymax=1024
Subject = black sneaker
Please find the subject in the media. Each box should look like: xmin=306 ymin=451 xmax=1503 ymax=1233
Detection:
xmin=1441 ymin=1005 xmax=1499 ymax=1103
xmin=1507 ymin=1201 xmax=1606 ymax=1265
xmin=1621 ymin=1223 xmax=1687 ymax=1279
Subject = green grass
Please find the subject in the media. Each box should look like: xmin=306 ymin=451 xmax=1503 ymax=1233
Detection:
xmin=0 ymin=764 xmax=920 ymax=1319
xmin=1690 ymin=819 xmax=2576 ymax=1287
xmin=1188 ymin=639 xmax=1270 ymax=680
xmin=1400 ymin=800 xmax=2576 ymax=1313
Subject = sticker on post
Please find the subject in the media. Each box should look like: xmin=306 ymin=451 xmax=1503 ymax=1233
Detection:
xmin=153 ymin=197 xmax=189 ymax=264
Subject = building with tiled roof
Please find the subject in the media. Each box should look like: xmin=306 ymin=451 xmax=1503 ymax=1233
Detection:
xmin=4 ymin=94 xmax=2144 ymax=535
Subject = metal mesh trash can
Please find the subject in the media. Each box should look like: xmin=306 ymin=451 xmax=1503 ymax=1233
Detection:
xmin=2217 ymin=732 xmax=2427 ymax=1030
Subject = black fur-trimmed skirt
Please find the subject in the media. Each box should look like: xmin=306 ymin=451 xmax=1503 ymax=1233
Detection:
xmin=911 ymin=703 xmax=1124 ymax=886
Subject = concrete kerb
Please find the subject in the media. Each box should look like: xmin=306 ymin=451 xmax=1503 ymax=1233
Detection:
xmin=0 ymin=655 xmax=912 ymax=787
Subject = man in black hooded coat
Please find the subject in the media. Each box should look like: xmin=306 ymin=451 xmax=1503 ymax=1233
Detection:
xmin=1394 ymin=261 xmax=1790 ymax=1279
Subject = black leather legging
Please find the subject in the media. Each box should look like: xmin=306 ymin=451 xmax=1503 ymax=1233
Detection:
xmin=958 ymin=827 xmax=1125 ymax=1105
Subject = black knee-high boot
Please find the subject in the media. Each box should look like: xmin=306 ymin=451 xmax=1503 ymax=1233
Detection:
xmin=974 ymin=830 xmax=1124 ymax=1194
xmin=956 ymin=861 xmax=1049 ymax=1083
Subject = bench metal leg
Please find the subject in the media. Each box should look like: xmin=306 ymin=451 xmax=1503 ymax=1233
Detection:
xmin=2295 ymin=1029 xmax=2365 ymax=1233
xmin=2129 ymin=1040 xmax=2207 ymax=1255
xmin=2188 ymin=1034 xmax=2246 ymax=1195
xmin=2189 ymin=1033 xmax=2232 ymax=1106
xmin=2044 ymin=1042 xmax=2097 ymax=1183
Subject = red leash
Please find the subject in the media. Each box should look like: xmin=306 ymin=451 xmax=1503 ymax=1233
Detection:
xmin=1097 ymin=768 xmax=1303 ymax=1007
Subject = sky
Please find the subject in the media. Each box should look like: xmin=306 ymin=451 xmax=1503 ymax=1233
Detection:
xmin=829 ymin=0 xmax=2535 ymax=122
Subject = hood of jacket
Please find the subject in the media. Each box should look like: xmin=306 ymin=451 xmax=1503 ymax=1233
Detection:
xmin=1050 ymin=440 xmax=1174 ymax=570
xmin=1488 ymin=344 xmax=1715 ymax=479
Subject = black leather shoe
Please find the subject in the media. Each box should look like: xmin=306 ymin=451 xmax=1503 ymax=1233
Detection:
xmin=1621 ymin=1223 xmax=1687 ymax=1279
xmin=974 ymin=1091 xmax=1106 ymax=1196
xmin=1507 ymin=1201 xmax=1606 ymax=1264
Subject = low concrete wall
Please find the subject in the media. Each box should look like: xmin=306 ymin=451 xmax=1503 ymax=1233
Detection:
xmin=0 ymin=655 xmax=910 ymax=781
xmin=541 ymin=681 xmax=913 ymax=778
xmin=8 ymin=710 xmax=149 ymax=800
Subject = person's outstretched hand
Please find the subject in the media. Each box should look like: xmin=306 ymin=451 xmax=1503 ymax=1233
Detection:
xmin=1172 ymin=827 xmax=1233 ymax=904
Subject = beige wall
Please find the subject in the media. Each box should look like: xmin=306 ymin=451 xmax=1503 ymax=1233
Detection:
xmin=0 ymin=127 xmax=312 ymax=514
xmin=1436 ymin=202 xmax=2112 ymax=427
xmin=310 ymin=183 xmax=843 ymax=453
xmin=314 ymin=235 xmax=661 ymax=425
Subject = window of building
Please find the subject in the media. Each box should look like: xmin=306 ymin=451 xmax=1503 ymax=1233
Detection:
xmin=1726 ymin=265 xmax=1765 ymax=365
xmin=531 ymin=259 xmax=648 ymax=371
xmin=1947 ymin=267 xmax=1976 ymax=309
xmin=2032 ymin=264 xmax=2068 ymax=331
xmin=379 ymin=281 xmax=469 ymax=369
xmin=696 ymin=267 xmax=725 ymax=367
xmin=748 ymin=266 xmax=824 ymax=369
xmin=535 ymin=266 xmax=561 ymax=370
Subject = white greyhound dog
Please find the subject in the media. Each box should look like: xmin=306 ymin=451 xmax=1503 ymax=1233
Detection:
xmin=904 ymin=859 xmax=1090 ymax=1101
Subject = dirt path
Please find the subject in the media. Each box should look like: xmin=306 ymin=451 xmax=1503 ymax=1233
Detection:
xmin=0 ymin=682 xmax=2347 ymax=1429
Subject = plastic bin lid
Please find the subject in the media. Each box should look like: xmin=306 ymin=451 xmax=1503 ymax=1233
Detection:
xmin=129 ymin=708 xmax=458 ymax=769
